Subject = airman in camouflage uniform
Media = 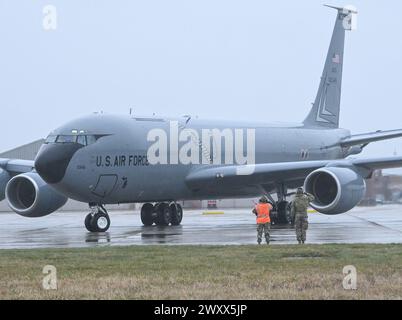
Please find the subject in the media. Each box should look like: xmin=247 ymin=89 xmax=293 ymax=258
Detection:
xmin=252 ymin=197 xmax=273 ymax=245
xmin=291 ymin=187 xmax=315 ymax=244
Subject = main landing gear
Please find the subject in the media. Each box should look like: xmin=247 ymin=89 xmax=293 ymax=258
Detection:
xmin=85 ymin=204 xmax=111 ymax=232
xmin=269 ymin=183 xmax=293 ymax=225
xmin=141 ymin=202 xmax=183 ymax=227
xmin=271 ymin=201 xmax=292 ymax=225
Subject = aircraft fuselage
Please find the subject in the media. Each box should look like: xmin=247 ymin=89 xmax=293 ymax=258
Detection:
xmin=35 ymin=114 xmax=350 ymax=204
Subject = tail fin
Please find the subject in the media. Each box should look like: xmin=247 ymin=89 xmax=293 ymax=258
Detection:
xmin=303 ymin=5 xmax=357 ymax=128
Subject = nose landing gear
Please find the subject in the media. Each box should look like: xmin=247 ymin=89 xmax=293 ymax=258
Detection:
xmin=85 ymin=205 xmax=111 ymax=232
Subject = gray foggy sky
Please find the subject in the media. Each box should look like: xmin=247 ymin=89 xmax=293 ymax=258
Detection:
xmin=0 ymin=1 xmax=401 ymax=162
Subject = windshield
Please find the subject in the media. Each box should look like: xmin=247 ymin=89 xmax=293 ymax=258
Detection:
xmin=45 ymin=135 xmax=98 ymax=146
xmin=56 ymin=135 xmax=77 ymax=143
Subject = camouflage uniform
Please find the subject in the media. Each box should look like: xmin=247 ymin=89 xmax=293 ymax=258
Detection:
xmin=253 ymin=197 xmax=272 ymax=245
xmin=291 ymin=190 xmax=314 ymax=244
xmin=257 ymin=223 xmax=270 ymax=244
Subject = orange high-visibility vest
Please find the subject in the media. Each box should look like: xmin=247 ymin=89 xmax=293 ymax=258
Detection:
xmin=256 ymin=203 xmax=272 ymax=224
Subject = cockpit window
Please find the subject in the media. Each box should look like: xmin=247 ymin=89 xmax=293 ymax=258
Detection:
xmin=76 ymin=135 xmax=86 ymax=146
xmin=56 ymin=135 xmax=77 ymax=143
xmin=44 ymin=134 xmax=99 ymax=146
xmin=86 ymin=135 xmax=97 ymax=145
xmin=45 ymin=135 xmax=57 ymax=143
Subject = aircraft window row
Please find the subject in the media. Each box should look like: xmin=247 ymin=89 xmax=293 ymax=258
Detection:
xmin=45 ymin=135 xmax=98 ymax=146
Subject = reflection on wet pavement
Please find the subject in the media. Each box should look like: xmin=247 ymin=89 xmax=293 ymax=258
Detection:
xmin=0 ymin=205 xmax=401 ymax=249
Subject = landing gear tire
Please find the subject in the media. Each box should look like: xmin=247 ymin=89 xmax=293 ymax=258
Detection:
xmin=90 ymin=212 xmax=111 ymax=232
xmin=85 ymin=213 xmax=96 ymax=232
xmin=141 ymin=203 xmax=155 ymax=226
xmin=277 ymin=201 xmax=292 ymax=225
xmin=156 ymin=203 xmax=172 ymax=226
xmin=170 ymin=203 xmax=183 ymax=226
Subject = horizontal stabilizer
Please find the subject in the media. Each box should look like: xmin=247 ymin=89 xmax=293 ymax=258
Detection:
xmin=324 ymin=4 xmax=358 ymax=14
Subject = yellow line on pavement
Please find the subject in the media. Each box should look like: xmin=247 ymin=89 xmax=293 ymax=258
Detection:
xmin=202 ymin=211 xmax=225 ymax=215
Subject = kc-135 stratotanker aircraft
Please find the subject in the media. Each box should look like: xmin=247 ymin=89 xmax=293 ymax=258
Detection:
xmin=1 ymin=5 xmax=402 ymax=232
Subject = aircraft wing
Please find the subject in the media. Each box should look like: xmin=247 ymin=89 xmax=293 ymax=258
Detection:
xmin=351 ymin=157 xmax=402 ymax=171
xmin=340 ymin=129 xmax=402 ymax=147
xmin=185 ymin=157 xmax=402 ymax=190
xmin=0 ymin=158 xmax=35 ymax=174
xmin=186 ymin=161 xmax=329 ymax=189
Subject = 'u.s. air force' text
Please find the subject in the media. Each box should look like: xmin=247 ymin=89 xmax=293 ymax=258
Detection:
xmin=95 ymin=155 xmax=149 ymax=167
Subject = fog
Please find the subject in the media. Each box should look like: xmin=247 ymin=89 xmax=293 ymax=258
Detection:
xmin=1 ymin=1 xmax=401 ymax=171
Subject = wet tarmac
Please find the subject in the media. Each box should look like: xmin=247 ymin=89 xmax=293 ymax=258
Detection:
xmin=0 ymin=205 xmax=402 ymax=249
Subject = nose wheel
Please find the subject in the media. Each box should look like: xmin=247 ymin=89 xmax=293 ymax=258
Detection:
xmin=85 ymin=205 xmax=111 ymax=232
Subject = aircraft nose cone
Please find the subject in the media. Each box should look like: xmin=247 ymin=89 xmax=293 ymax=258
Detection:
xmin=35 ymin=143 xmax=83 ymax=184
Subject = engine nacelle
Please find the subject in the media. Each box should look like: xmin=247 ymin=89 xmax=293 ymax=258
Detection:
xmin=5 ymin=172 xmax=68 ymax=217
xmin=304 ymin=167 xmax=366 ymax=215
xmin=0 ymin=169 xmax=11 ymax=201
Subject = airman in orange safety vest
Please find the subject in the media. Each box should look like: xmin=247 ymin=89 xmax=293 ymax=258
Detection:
xmin=252 ymin=197 xmax=273 ymax=245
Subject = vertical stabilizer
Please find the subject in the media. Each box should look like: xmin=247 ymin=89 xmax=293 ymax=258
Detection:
xmin=303 ymin=5 xmax=357 ymax=128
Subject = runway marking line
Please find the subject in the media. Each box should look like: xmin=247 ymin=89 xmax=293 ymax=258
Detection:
xmin=202 ymin=211 xmax=225 ymax=215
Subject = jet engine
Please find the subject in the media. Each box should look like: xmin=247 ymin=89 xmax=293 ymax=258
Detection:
xmin=5 ymin=172 xmax=67 ymax=217
xmin=304 ymin=167 xmax=366 ymax=215
xmin=0 ymin=168 xmax=11 ymax=201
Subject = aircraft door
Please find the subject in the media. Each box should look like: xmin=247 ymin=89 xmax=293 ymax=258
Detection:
xmin=92 ymin=174 xmax=118 ymax=198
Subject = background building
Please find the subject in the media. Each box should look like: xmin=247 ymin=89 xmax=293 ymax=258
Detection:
xmin=0 ymin=139 xmax=44 ymax=161
xmin=362 ymin=170 xmax=402 ymax=205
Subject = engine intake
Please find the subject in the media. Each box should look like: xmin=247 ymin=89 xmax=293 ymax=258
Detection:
xmin=5 ymin=172 xmax=68 ymax=217
xmin=304 ymin=167 xmax=366 ymax=215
